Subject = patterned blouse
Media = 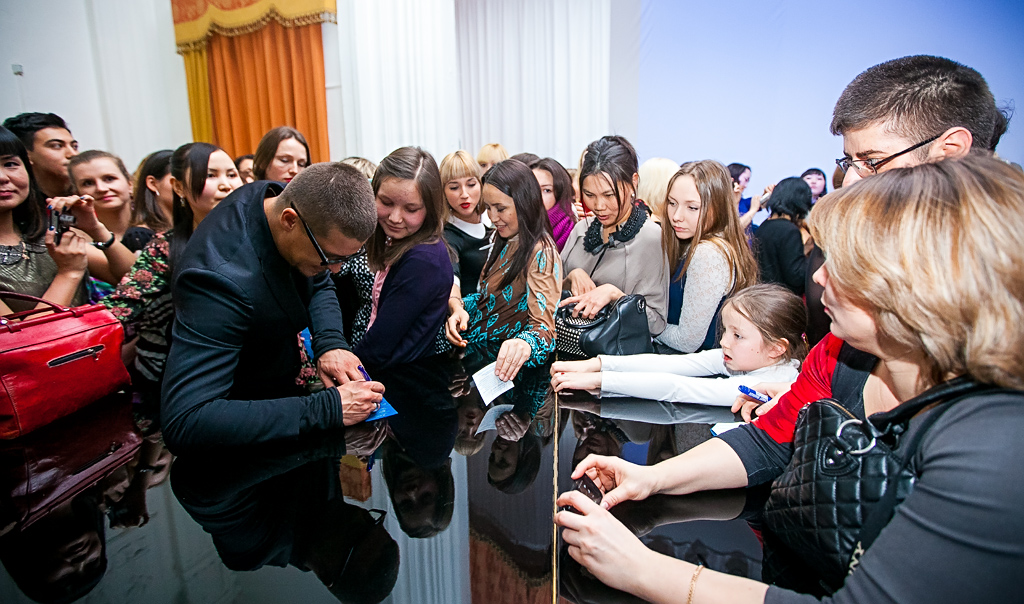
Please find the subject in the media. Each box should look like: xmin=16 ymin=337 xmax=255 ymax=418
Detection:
xmin=101 ymin=231 xmax=173 ymax=384
xmin=461 ymin=236 xmax=562 ymax=366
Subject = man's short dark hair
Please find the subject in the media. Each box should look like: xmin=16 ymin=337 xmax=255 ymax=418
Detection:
xmin=2 ymin=113 xmax=71 ymax=150
xmin=278 ymin=162 xmax=377 ymax=242
xmin=831 ymin=55 xmax=1007 ymax=152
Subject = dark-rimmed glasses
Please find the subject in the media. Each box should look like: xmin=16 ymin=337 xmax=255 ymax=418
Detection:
xmin=835 ymin=134 xmax=940 ymax=177
xmin=327 ymin=508 xmax=387 ymax=589
xmin=290 ymin=202 xmax=366 ymax=266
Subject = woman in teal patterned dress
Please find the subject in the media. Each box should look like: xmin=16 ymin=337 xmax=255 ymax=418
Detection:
xmin=102 ymin=143 xmax=242 ymax=388
xmin=445 ymin=159 xmax=562 ymax=382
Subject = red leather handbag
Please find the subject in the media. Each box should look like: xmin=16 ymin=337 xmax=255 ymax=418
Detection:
xmin=0 ymin=292 xmax=131 ymax=439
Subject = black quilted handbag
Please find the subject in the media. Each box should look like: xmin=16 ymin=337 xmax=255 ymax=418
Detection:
xmin=555 ymin=292 xmax=653 ymax=358
xmin=762 ymin=374 xmax=987 ymax=594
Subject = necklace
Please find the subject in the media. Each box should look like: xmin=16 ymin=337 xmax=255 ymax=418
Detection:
xmin=0 ymin=240 xmax=29 ymax=265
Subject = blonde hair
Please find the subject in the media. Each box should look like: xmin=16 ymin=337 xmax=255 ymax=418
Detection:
xmin=340 ymin=156 xmax=377 ymax=180
xmin=440 ymin=150 xmax=484 ymax=218
xmin=808 ymin=155 xmax=1024 ymax=390
xmin=637 ymin=157 xmax=679 ymax=218
xmin=660 ymin=160 xmax=758 ymax=294
xmin=476 ymin=143 xmax=508 ymax=168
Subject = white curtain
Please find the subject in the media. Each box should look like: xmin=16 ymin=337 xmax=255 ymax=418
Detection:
xmin=454 ymin=0 xmax=611 ymax=169
xmin=86 ymin=0 xmax=193 ymax=170
xmin=327 ymin=0 xmax=463 ymax=164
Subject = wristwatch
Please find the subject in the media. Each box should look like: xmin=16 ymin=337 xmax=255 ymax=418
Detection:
xmin=92 ymin=230 xmax=116 ymax=250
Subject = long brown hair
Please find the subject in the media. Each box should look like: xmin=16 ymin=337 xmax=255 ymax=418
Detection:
xmin=252 ymin=126 xmax=310 ymax=180
xmin=660 ymin=160 xmax=758 ymax=294
xmin=366 ymin=147 xmax=446 ymax=271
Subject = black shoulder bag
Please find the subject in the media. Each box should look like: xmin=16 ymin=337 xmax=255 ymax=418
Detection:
xmin=761 ymin=345 xmax=991 ymax=595
xmin=555 ymin=245 xmax=653 ymax=358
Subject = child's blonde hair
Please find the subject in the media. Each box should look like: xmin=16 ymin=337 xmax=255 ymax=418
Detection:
xmin=724 ymin=284 xmax=808 ymax=363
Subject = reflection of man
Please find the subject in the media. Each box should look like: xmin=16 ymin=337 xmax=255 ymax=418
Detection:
xmin=2 ymin=112 xmax=79 ymax=197
xmin=173 ymin=442 xmax=399 ymax=604
xmin=162 ymin=163 xmax=384 ymax=453
xmin=806 ymin=55 xmax=1007 ymax=345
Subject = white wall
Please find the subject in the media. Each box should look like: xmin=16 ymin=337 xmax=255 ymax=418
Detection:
xmin=0 ymin=0 xmax=192 ymax=172
xmin=635 ymin=0 xmax=1024 ymax=195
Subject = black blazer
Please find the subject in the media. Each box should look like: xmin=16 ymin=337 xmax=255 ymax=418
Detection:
xmin=161 ymin=182 xmax=349 ymax=453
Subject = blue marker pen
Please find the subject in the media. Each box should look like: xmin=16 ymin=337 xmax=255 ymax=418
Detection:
xmin=738 ymin=385 xmax=772 ymax=404
xmin=357 ymin=365 xmax=372 ymax=382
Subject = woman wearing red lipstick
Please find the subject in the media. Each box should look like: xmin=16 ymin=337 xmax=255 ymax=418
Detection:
xmin=560 ymin=136 xmax=669 ymax=335
xmin=353 ymin=146 xmax=453 ymax=368
xmin=656 ymin=160 xmax=758 ymax=354
xmin=0 ymin=126 xmax=89 ymax=314
xmin=440 ymin=150 xmax=490 ymax=297
xmin=252 ymin=126 xmax=311 ymax=184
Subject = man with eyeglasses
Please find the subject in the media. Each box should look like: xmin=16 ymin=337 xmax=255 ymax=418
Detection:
xmin=802 ymin=54 xmax=1008 ymax=346
xmin=162 ymin=162 xmax=384 ymax=454
xmin=831 ymin=55 xmax=1007 ymax=187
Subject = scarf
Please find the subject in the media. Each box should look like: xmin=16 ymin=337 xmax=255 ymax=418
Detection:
xmin=582 ymin=198 xmax=650 ymax=255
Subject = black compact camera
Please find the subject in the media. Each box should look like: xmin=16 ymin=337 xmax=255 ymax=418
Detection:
xmin=560 ymin=473 xmax=604 ymax=515
xmin=47 ymin=208 xmax=77 ymax=244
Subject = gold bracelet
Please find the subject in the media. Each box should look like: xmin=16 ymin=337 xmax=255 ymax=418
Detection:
xmin=686 ymin=564 xmax=704 ymax=604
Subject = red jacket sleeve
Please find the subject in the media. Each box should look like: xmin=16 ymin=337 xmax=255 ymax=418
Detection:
xmin=752 ymin=333 xmax=844 ymax=444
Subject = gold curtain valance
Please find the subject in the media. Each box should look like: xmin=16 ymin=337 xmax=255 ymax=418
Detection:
xmin=172 ymin=0 xmax=336 ymax=53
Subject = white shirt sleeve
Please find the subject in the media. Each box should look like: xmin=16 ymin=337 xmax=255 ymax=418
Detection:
xmin=654 ymin=241 xmax=733 ymax=353
xmin=599 ymin=349 xmax=726 ymax=376
xmin=599 ymin=359 xmax=801 ymax=406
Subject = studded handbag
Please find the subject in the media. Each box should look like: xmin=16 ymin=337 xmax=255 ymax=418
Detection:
xmin=555 ymin=292 xmax=653 ymax=358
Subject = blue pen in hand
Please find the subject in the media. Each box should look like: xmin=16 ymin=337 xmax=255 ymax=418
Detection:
xmin=357 ymin=365 xmax=373 ymax=382
xmin=738 ymin=385 xmax=772 ymax=404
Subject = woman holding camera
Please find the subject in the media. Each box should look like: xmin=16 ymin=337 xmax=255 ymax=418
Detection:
xmin=556 ymin=155 xmax=1024 ymax=603
xmin=0 ymin=126 xmax=90 ymax=314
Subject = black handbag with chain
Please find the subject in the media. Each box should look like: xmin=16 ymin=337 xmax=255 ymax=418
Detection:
xmin=761 ymin=347 xmax=991 ymax=595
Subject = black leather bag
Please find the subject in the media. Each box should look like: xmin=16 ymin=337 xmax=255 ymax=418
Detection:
xmin=762 ymin=375 xmax=988 ymax=595
xmin=555 ymin=292 xmax=653 ymax=358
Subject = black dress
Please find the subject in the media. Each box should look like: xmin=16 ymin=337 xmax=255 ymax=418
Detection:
xmin=443 ymin=220 xmax=490 ymax=296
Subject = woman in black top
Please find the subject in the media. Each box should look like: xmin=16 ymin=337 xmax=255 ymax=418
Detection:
xmin=752 ymin=177 xmax=811 ymax=295
xmin=440 ymin=150 xmax=490 ymax=296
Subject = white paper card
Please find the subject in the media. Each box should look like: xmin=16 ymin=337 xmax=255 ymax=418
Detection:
xmin=478 ymin=404 xmax=515 ymax=432
xmin=472 ymin=362 xmax=514 ymax=405
xmin=710 ymin=422 xmax=744 ymax=436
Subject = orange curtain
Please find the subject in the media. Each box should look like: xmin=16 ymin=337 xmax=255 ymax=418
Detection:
xmin=206 ymin=20 xmax=329 ymax=162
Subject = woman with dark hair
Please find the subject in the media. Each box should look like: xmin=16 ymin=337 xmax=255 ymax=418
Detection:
xmin=445 ymin=159 xmax=563 ymax=381
xmin=0 ymin=126 xmax=90 ymax=314
xmin=531 ymin=157 xmax=578 ymax=250
xmin=560 ymin=136 xmax=669 ymax=335
xmin=234 ymin=153 xmax=254 ymax=183
xmin=131 ymin=149 xmax=174 ymax=234
xmin=102 ymin=142 xmax=242 ymax=388
xmin=728 ymin=162 xmax=762 ymax=230
xmin=801 ymin=167 xmax=828 ymax=204
xmin=752 ymin=177 xmax=812 ymax=295
xmin=352 ymin=146 xmax=453 ymax=367
xmin=252 ymin=126 xmax=310 ymax=183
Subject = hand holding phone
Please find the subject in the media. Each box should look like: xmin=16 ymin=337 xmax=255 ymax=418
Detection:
xmin=560 ymin=473 xmax=604 ymax=514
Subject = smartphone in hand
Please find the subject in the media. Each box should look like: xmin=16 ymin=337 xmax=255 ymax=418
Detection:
xmin=560 ymin=473 xmax=604 ymax=514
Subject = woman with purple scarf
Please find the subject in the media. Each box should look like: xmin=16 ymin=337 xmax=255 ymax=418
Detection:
xmin=530 ymin=158 xmax=578 ymax=251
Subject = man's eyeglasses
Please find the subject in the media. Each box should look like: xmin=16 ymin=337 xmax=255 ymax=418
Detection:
xmin=290 ymin=202 xmax=366 ymax=266
xmin=835 ymin=134 xmax=940 ymax=177
xmin=327 ymin=508 xmax=387 ymax=589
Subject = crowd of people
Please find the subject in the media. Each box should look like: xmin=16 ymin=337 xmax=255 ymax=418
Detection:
xmin=1 ymin=53 xmax=1021 ymax=603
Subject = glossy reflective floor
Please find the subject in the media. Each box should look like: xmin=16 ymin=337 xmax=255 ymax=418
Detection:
xmin=0 ymin=346 xmax=763 ymax=604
